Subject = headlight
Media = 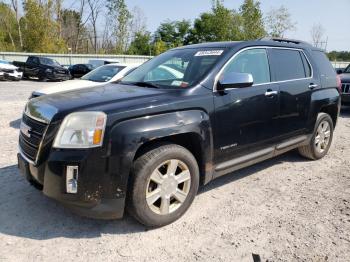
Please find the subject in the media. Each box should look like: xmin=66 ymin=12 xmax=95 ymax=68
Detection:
xmin=53 ymin=112 xmax=107 ymax=149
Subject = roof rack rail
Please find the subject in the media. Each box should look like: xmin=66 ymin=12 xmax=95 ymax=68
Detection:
xmin=260 ymin=37 xmax=312 ymax=46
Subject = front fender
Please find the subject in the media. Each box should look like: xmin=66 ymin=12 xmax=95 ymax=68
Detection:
xmin=106 ymin=109 xmax=213 ymax=201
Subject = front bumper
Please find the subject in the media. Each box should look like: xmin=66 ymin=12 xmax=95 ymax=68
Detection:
xmin=17 ymin=149 xmax=126 ymax=219
xmin=1 ymin=70 xmax=23 ymax=80
xmin=341 ymin=93 xmax=350 ymax=105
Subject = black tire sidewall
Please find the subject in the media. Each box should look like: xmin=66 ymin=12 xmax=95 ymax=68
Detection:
xmin=311 ymin=113 xmax=334 ymax=159
xmin=130 ymin=145 xmax=199 ymax=227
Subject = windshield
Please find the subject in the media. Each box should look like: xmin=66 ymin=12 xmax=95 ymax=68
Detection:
xmin=0 ymin=60 xmax=10 ymax=64
xmin=344 ymin=65 xmax=350 ymax=73
xmin=81 ymin=65 xmax=126 ymax=82
xmin=120 ymin=48 xmax=227 ymax=88
xmin=40 ymin=58 xmax=61 ymax=67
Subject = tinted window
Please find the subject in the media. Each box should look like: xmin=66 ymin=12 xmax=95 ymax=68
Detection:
xmin=223 ymin=49 xmax=270 ymax=84
xmin=270 ymin=49 xmax=306 ymax=81
xmin=312 ymin=51 xmax=336 ymax=76
xmin=300 ymin=52 xmax=312 ymax=77
xmin=28 ymin=57 xmax=39 ymax=64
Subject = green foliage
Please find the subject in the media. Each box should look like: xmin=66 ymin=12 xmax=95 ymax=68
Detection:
xmin=128 ymin=31 xmax=152 ymax=55
xmin=0 ymin=2 xmax=18 ymax=51
xmin=22 ymin=0 xmax=66 ymax=53
xmin=239 ymin=0 xmax=266 ymax=40
xmin=187 ymin=2 xmax=242 ymax=44
xmin=107 ymin=0 xmax=132 ymax=54
xmin=154 ymin=20 xmax=191 ymax=48
xmin=152 ymin=39 xmax=167 ymax=55
xmin=328 ymin=51 xmax=350 ymax=62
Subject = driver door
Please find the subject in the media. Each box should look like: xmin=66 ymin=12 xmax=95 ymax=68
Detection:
xmin=213 ymin=48 xmax=280 ymax=173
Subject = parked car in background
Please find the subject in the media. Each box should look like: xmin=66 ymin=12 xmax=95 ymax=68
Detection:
xmin=13 ymin=56 xmax=70 ymax=81
xmin=0 ymin=59 xmax=23 ymax=81
xmin=336 ymin=68 xmax=345 ymax=74
xmin=18 ymin=38 xmax=340 ymax=227
xmin=339 ymin=64 xmax=350 ymax=105
xmin=68 ymin=64 xmax=94 ymax=78
xmin=88 ymin=59 xmax=120 ymax=69
xmin=30 ymin=63 xmax=142 ymax=98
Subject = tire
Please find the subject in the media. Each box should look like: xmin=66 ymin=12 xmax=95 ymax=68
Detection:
xmin=298 ymin=112 xmax=334 ymax=160
xmin=128 ymin=144 xmax=199 ymax=227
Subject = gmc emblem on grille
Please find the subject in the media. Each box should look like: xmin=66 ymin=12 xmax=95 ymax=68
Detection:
xmin=20 ymin=121 xmax=31 ymax=138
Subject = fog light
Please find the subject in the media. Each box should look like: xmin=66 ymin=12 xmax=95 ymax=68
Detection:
xmin=66 ymin=166 xmax=78 ymax=194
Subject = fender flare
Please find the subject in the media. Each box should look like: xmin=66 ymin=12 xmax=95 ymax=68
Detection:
xmin=105 ymin=110 xmax=214 ymax=201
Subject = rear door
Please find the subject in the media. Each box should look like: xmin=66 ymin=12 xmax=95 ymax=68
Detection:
xmin=268 ymin=48 xmax=316 ymax=138
xmin=213 ymin=48 xmax=280 ymax=167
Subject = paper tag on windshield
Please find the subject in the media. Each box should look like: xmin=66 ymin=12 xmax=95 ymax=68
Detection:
xmin=195 ymin=50 xmax=224 ymax=56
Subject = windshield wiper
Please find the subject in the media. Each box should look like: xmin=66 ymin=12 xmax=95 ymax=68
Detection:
xmin=121 ymin=81 xmax=159 ymax=88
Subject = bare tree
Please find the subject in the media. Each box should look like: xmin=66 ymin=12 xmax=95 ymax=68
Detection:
xmin=265 ymin=5 xmax=296 ymax=38
xmin=130 ymin=6 xmax=147 ymax=36
xmin=72 ymin=0 xmax=91 ymax=53
xmin=87 ymin=0 xmax=103 ymax=53
xmin=310 ymin=23 xmax=326 ymax=48
xmin=10 ymin=0 xmax=23 ymax=49
xmin=54 ymin=0 xmax=63 ymax=38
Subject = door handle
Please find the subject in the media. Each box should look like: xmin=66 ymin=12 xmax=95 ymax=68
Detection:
xmin=309 ymin=83 xmax=318 ymax=90
xmin=265 ymin=90 xmax=278 ymax=97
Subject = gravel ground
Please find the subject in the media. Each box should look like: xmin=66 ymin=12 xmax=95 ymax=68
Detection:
xmin=0 ymin=80 xmax=350 ymax=262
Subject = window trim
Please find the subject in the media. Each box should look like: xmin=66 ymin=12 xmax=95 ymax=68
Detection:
xmin=213 ymin=46 xmax=314 ymax=92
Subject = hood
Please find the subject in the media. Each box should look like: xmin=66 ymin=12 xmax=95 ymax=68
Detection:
xmin=340 ymin=73 xmax=350 ymax=83
xmin=29 ymin=84 xmax=178 ymax=122
xmin=35 ymin=79 xmax=104 ymax=95
xmin=0 ymin=63 xmax=18 ymax=70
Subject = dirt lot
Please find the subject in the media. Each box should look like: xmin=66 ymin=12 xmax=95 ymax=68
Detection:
xmin=0 ymin=80 xmax=349 ymax=262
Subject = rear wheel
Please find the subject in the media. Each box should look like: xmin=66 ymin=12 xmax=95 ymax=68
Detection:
xmin=128 ymin=144 xmax=199 ymax=227
xmin=298 ymin=113 xmax=334 ymax=160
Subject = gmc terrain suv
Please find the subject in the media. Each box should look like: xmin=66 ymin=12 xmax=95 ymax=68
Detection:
xmin=18 ymin=38 xmax=341 ymax=227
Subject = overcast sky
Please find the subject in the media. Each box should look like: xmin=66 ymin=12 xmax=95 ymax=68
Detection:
xmin=122 ymin=0 xmax=349 ymax=51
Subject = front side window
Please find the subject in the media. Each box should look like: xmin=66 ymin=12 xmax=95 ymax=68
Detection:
xmin=222 ymin=48 xmax=271 ymax=85
xmin=270 ymin=49 xmax=306 ymax=81
xmin=39 ymin=58 xmax=61 ymax=67
xmin=121 ymin=48 xmax=227 ymax=88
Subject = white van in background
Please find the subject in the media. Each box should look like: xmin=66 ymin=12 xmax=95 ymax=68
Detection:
xmin=88 ymin=59 xmax=120 ymax=69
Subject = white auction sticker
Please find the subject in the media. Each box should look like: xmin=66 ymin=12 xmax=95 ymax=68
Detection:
xmin=195 ymin=50 xmax=224 ymax=56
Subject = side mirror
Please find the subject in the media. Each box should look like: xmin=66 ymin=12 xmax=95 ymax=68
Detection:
xmin=336 ymin=69 xmax=343 ymax=75
xmin=217 ymin=72 xmax=254 ymax=91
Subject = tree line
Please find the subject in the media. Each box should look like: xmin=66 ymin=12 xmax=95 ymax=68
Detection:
xmin=0 ymin=0 xmax=344 ymax=59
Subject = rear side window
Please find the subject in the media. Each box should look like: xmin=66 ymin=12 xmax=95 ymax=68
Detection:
xmin=269 ymin=49 xmax=306 ymax=81
xmin=223 ymin=48 xmax=270 ymax=85
xmin=300 ymin=52 xmax=312 ymax=77
xmin=312 ymin=51 xmax=335 ymax=76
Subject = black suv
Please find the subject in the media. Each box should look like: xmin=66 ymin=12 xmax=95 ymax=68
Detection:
xmin=339 ymin=64 xmax=350 ymax=105
xmin=17 ymin=38 xmax=340 ymax=227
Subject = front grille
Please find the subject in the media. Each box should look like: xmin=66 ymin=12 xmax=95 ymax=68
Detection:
xmin=19 ymin=114 xmax=48 ymax=163
xmin=342 ymin=83 xmax=350 ymax=94
xmin=2 ymin=69 xmax=14 ymax=73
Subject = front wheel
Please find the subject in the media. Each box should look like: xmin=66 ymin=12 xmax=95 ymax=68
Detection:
xmin=128 ymin=144 xmax=199 ymax=227
xmin=298 ymin=112 xmax=334 ymax=160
